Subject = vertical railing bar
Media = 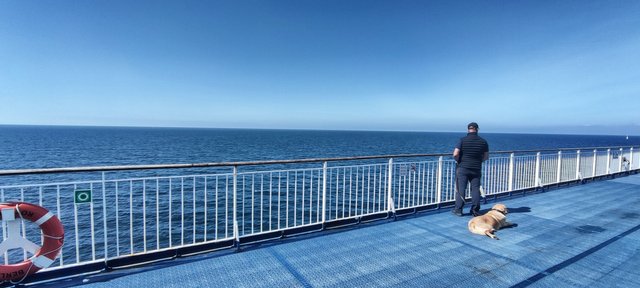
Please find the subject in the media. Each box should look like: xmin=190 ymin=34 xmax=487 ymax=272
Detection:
xmin=592 ymin=149 xmax=597 ymax=178
xmin=355 ymin=167 xmax=359 ymax=215
xmin=349 ymin=166 xmax=357 ymax=217
xmin=269 ymin=172 xmax=273 ymax=230
xmin=129 ymin=180 xmax=133 ymax=254
xmin=192 ymin=177 xmax=196 ymax=244
xmin=322 ymin=162 xmax=327 ymax=224
xmin=250 ymin=174 xmax=253 ymax=234
xmin=436 ymin=157 xmax=442 ymax=204
xmin=286 ymin=171 xmax=289 ymax=228
xmin=204 ymin=176 xmax=208 ymax=241
xmin=302 ymin=171 xmax=306 ymax=225
xmin=508 ymin=153 xmax=514 ymax=191
xmin=415 ymin=163 xmax=420 ymax=206
xmin=142 ymin=180 xmax=146 ymax=252
xmin=168 ymin=178 xmax=172 ymax=247
xmin=335 ymin=168 xmax=340 ymax=219
xmin=317 ymin=169 xmax=321 ymax=222
xmin=294 ymin=171 xmax=298 ymax=226
xmin=556 ymin=151 xmax=562 ymax=184
xmin=181 ymin=178 xmax=184 ymax=246
xmin=606 ymin=149 xmax=611 ymax=175
xmin=156 ymin=178 xmax=160 ymax=250
xmin=387 ymin=158 xmax=394 ymax=214
xmin=342 ymin=167 xmax=346 ymax=218
xmin=20 ymin=187 xmax=25 ymax=261
xmin=366 ymin=165 xmax=371 ymax=213
xmin=378 ymin=164 xmax=383 ymax=211
xmin=576 ymin=150 xmax=582 ymax=181
xmin=115 ymin=181 xmax=120 ymax=257
xmin=1 ymin=188 xmax=6 ymax=265
xmin=216 ymin=175 xmax=219 ymax=239
xmin=260 ymin=174 xmax=264 ymax=231
xmin=233 ymin=166 xmax=238 ymax=243
xmin=114 ymin=180 xmax=120 ymax=256
xmin=229 ymin=175 xmax=233 ymax=238
xmin=619 ymin=148 xmax=624 ymax=173
xmin=74 ymin=184 xmax=80 ymax=263
xmin=89 ymin=183 xmax=96 ymax=260
xmin=241 ymin=175 xmax=245 ymax=236
xmin=278 ymin=172 xmax=282 ymax=230
xmin=56 ymin=185 xmax=63 ymax=265
xmin=309 ymin=170 xmax=313 ymax=223
xmin=372 ymin=164 xmax=377 ymax=212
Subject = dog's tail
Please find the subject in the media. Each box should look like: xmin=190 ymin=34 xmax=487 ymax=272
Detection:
xmin=484 ymin=229 xmax=499 ymax=240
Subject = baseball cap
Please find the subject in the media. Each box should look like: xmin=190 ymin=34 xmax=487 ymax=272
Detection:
xmin=467 ymin=122 xmax=479 ymax=129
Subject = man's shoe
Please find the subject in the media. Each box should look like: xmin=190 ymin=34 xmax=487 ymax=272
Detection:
xmin=471 ymin=211 xmax=481 ymax=217
xmin=451 ymin=210 xmax=463 ymax=217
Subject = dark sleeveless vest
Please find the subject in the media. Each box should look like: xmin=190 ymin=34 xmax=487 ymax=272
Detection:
xmin=458 ymin=132 xmax=488 ymax=171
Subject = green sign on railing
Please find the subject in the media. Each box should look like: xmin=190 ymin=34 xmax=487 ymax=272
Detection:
xmin=74 ymin=189 xmax=92 ymax=204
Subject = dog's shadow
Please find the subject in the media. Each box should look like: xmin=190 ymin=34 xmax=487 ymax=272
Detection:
xmin=478 ymin=206 xmax=531 ymax=214
xmin=503 ymin=207 xmax=530 ymax=229
xmin=508 ymin=207 xmax=531 ymax=213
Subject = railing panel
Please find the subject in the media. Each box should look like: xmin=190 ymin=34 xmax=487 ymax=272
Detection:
xmin=0 ymin=146 xmax=638 ymax=273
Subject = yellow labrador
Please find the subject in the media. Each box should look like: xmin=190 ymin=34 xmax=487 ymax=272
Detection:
xmin=468 ymin=203 xmax=514 ymax=240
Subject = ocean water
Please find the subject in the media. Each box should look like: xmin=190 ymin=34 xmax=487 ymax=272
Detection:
xmin=0 ymin=125 xmax=637 ymax=170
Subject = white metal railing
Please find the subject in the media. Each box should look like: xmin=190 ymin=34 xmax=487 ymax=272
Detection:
xmin=0 ymin=146 xmax=638 ymax=275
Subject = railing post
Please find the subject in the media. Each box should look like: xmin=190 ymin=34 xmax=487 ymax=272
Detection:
xmin=535 ymin=152 xmax=541 ymax=187
xmin=631 ymin=147 xmax=635 ymax=170
xmin=576 ymin=150 xmax=582 ymax=181
xmin=386 ymin=158 xmax=395 ymax=214
xmin=606 ymin=149 xmax=611 ymax=175
xmin=508 ymin=153 xmax=514 ymax=191
xmin=102 ymin=172 xmax=108 ymax=260
xmin=556 ymin=151 xmax=562 ymax=183
xmin=321 ymin=161 xmax=327 ymax=224
xmin=233 ymin=166 xmax=239 ymax=245
xmin=592 ymin=149 xmax=597 ymax=177
xmin=618 ymin=148 xmax=624 ymax=173
xmin=436 ymin=156 xmax=443 ymax=204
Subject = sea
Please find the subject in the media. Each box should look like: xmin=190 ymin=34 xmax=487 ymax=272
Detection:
xmin=0 ymin=125 xmax=637 ymax=171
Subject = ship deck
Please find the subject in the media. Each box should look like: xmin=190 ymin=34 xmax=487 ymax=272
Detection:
xmin=46 ymin=174 xmax=640 ymax=287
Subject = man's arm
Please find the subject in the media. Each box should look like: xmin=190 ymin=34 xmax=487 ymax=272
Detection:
xmin=453 ymin=148 xmax=461 ymax=163
xmin=483 ymin=151 xmax=489 ymax=161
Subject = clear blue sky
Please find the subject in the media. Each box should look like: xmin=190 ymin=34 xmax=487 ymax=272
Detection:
xmin=1 ymin=1 xmax=639 ymax=135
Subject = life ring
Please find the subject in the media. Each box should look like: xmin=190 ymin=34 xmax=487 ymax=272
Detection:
xmin=0 ymin=202 xmax=64 ymax=282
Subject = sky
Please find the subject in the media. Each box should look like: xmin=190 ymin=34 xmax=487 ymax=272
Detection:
xmin=1 ymin=0 xmax=639 ymax=135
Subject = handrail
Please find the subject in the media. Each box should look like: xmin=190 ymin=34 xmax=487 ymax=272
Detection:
xmin=1 ymin=145 xmax=637 ymax=176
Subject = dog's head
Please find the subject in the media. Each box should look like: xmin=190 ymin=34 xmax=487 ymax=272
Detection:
xmin=491 ymin=203 xmax=508 ymax=215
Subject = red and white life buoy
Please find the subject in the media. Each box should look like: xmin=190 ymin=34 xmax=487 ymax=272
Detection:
xmin=0 ymin=202 xmax=64 ymax=282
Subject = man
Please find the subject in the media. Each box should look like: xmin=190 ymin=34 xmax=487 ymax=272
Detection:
xmin=452 ymin=122 xmax=489 ymax=217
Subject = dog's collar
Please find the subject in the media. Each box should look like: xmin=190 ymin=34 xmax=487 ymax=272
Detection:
xmin=491 ymin=208 xmax=507 ymax=215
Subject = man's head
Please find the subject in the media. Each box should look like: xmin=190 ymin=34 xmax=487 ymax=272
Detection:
xmin=467 ymin=122 xmax=479 ymax=132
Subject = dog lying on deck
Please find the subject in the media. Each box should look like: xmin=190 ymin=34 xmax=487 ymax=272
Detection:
xmin=468 ymin=203 xmax=514 ymax=240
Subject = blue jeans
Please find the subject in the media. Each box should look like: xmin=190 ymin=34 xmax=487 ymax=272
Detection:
xmin=454 ymin=167 xmax=482 ymax=214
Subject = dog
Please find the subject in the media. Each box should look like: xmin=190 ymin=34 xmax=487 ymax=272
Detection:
xmin=467 ymin=203 xmax=514 ymax=240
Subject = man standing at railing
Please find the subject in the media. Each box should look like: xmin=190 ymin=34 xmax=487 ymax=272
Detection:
xmin=452 ymin=122 xmax=489 ymax=217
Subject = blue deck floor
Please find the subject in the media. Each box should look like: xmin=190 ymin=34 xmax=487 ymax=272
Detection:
xmin=55 ymin=174 xmax=640 ymax=287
